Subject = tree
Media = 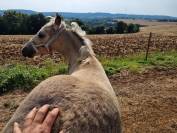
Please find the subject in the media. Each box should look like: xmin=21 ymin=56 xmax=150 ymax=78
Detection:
xmin=1 ymin=11 xmax=29 ymax=34
xmin=105 ymin=26 xmax=115 ymax=34
xmin=0 ymin=16 xmax=6 ymax=34
xmin=127 ymin=23 xmax=140 ymax=33
xmin=3 ymin=11 xmax=20 ymax=34
xmin=116 ymin=21 xmax=128 ymax=34
xmin=27 ymin=13 xmax=47 ymax=34
xmin=18 ymin=13 xmax=29 ymax=34
xmin=95 ymin=26 xmax=106 ymax=34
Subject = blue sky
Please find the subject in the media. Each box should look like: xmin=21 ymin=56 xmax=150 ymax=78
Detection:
xmin=0 ymin=0 xmax=177 ymax=17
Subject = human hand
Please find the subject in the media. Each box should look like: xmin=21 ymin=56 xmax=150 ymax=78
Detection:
xmin=13 ymin=105 xmax=62 ymax=133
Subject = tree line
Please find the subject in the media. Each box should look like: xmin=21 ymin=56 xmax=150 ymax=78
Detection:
xmin=70 ymin=18 xmax=140 ymax=34
xmin=0 ymin=11 xmax=140 ymax=35
xmin=0 ymin=11 xmax=48 ymax=34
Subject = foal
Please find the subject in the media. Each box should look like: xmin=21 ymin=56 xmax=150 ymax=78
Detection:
xmin=3 ymin=15 xmax=122 ymax=133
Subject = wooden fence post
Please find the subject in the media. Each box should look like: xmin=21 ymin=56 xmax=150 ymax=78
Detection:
xmin=145 ymin=32 xmax=152 ymax=61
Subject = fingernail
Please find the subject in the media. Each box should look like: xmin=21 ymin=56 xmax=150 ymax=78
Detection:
xmin=14 ymin=122 xmax=18 ymax=126
xmin=32 ymin=107 xmax=37 ymax=111
xmin=52 ymin=108 xmax=59 ymax=114
xmin=46 ymin=104 xmax=50 ymax=107
xmin=42 ymin=104 xmax=50 ymax=108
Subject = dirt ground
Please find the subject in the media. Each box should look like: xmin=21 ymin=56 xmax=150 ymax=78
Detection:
xmin=0 ymin=68 xmax=177 ymax=133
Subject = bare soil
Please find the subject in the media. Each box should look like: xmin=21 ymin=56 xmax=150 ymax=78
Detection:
xmin=0 ymin=68 xmax=177 ymax=133
xmin=1 ymin=34 xmax=177 ymax=65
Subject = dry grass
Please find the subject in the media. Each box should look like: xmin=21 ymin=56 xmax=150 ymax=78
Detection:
xmin=119 ymin=19 xmax=177 ymax=35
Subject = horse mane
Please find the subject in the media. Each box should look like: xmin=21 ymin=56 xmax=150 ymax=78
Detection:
xmin=63 ymin=20 xmax=95 ymax=57
xmin=46 ymin=18 xmax=95 ymax=58
xmin=46 ymin=18 xmax=85 ymax=37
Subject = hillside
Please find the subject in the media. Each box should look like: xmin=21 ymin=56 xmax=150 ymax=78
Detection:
xmin=0 ymin=9 xmax=177 ymax=21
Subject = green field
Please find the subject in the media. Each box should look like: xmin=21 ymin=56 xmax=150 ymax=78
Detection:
xmin=1 ymin=51 xmax=177 ymax=94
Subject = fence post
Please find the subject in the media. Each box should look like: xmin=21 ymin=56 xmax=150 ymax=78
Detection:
xmin=145 ymin=32 xmax=152 ymax=61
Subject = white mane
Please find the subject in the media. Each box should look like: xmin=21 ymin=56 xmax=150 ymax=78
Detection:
xmin=45 ymin=18 xmax=95 ymax=58
xmin=70 ymin=22 xmax=86 ymax=37
xmin=45 ymin=18 xmax=86 ymax=37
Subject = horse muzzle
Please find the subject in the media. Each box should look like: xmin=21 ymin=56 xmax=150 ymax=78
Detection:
xmin=22 ymin=43 xmax=37 ymax=58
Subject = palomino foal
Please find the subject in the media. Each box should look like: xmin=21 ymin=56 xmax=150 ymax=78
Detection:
xmin=3 ymin=15 xmax=122 ymax=133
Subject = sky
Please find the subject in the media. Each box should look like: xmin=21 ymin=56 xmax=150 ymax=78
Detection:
xmin=0 ymin=0 xmax=177 ymax=17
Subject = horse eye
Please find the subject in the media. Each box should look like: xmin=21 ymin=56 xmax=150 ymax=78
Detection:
xmin=38 ymin=32 xmax=45 ymax=38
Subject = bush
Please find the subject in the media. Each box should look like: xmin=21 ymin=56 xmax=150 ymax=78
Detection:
xmin=127 ymin=24 xmax=140 ymax=33
xmin=0 ymin=60 xmax=67 ymax=94
xmin=116 ymin=21 xmax=128 ymax=34
xmin=105 ymin=27 xmax=116 ymax=34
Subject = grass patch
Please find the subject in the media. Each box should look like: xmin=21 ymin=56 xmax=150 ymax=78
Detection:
xmin=99 ymin=51 xmax=177 ymax=75
xmin=1 ymin=51 xmax=177 ymax=94
xmin=0 ymin=59 xmax=67 ymax=94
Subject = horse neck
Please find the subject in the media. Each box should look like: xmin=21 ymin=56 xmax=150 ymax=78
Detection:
xmin=57 ymin=31 xmax=80 ymax=72
xmin=59 ymin=31 xmax=115 ymax=94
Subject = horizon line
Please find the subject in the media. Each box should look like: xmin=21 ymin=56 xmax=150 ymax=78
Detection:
xmin=1 ymin=8 xmax=177 ymax=18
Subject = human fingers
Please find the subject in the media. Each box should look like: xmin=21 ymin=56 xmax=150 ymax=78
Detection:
xmin=42 ymin=108 xmax=60 ymax=130
xmin=23 ymin=107 xmax=38 ymax=128
xmin=33 ymin=104 xmax=50 ymax=123
xmin=13 ymin=122 xmax=22 ymax=133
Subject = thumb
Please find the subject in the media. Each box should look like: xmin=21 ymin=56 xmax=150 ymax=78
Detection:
xmin=13 ymin=122 xmax=22 ymax=133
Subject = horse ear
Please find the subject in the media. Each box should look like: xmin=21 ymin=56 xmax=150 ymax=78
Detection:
xmin=55 ymin=13 xmax=61 ymax=25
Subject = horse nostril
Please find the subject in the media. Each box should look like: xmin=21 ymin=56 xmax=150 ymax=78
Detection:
xmin=21 ymin=45 xmax=36 ymax=58
xmin=22 ymin=47 xmax=28 ymax=57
